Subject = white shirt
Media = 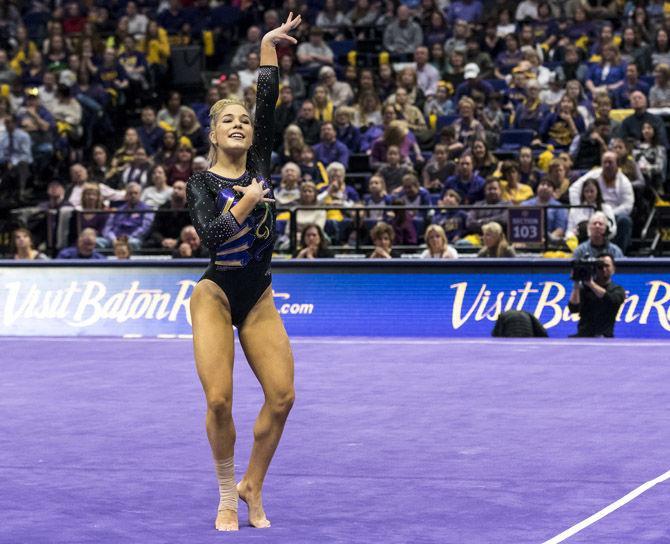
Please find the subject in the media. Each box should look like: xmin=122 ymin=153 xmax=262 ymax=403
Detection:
xmin=238 ymin=68 xmax=259 ymax=91
xmin=141 ymin=185 xmax=173 ymax=209
xmin=569 ymin=168 xmax=635 ymax=216
xmin=416 ymin=62 xmax=440 ymax=97
xmin=68 ymin=183 xmax=126 ymax=210
xmin=419 ymin=246 xmax=459 ymax=259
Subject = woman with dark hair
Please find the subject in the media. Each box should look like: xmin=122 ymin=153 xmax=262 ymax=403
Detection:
xmin=10 ymin=228 xmax=48 ymax=260
xmin=278 ymin=54 xmax=306 ymax=99
xmin=425 ymin=10 xmax=448 ymax=47
xmin=539 ymin=95 xmax=585 ymax=150
xmin=152 ymin=130 xmax=178 ymax=167
xmin=186 ymin=13 xmax=301 ymax=532
xmin=469 ymin=139 xmax=498 ymax=179
xmin=651 ymin=28 xmax=670 ymax=68
xmin=567 ymin=178 xmax=617 ymax=241
xmin=294 ymin=223 xmax=334 ymax=258
xmin=494 ymin=34 xmax=523 ymax=79
xmin=368 ymin=221 xmax=399 ymax=258
xmin=499 ymin=160 xmax=533 ymax=204
xmin=377 ymin=62 xmax=396 ymax=103
xmin=649 ymin=63 xmax=670 ymax=107
xmin=141 ymin=164 xmax=173 ymax=208
xmin=620 ymin=25 xmax=651 ymax=73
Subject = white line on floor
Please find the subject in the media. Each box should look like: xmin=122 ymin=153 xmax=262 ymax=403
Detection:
xmin=4 ymin=337 xmax=670 ymax=347
xmin=542 ymin=468 xmax=670 ymax=544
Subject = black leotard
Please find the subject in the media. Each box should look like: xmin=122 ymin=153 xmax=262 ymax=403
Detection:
xmin=187 ymin=65 xmax=278 ymax=327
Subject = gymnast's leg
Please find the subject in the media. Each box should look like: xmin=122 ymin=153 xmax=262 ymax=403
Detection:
xmin=190 ymin=280 xmax=238 ymax=531
xmin=236 ymin=286 xmax=295 ymax=528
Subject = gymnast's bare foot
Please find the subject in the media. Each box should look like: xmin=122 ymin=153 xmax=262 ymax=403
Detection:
xmin=237 ymin=479 xmax=271 ymax=528
xmin=215 ymin=509 xmax=239 ymax=531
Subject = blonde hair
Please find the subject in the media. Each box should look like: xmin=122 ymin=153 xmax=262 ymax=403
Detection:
xmin=207 ymin=98 xmax=250 ymax=165
xmin=425 ymin=224 xmax=448 ymax=251
xmin=482 ymin=221 xmax=511 ymax=257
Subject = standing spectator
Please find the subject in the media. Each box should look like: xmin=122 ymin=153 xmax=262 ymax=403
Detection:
xmin=312 ymin=122 xmax=350 ymax=168
xmin=57 ymin=228 xmax=106 ymax=259
xmin=420 ymin=224 xmax=458 ymax=258
xmin=9 ymin=228 xmax=48 ymax=260
xmin=0 ymin=114 xmax=33 ymax=204
xmin=522 ymin=178 xmax=568 ymax=243
xmin=102 ymin=181 xmax=154 ymax=250
xmin=477 ymin=221 xmax=516 ymax=258
xmin=618 ymin=91 xmax=669 ymax=148
xmin=569 ymin=151 xmax=634 ymax=253
xmin=383 ymin=5 xmax=424 ymax=59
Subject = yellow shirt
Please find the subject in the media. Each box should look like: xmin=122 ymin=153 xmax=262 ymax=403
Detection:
xmin=500 ymin=181 xmax=534 ymax=204
xmin=138 ymin=28 xmax=171 ymax=66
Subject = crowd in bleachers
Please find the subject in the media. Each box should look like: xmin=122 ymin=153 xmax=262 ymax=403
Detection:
xmin=2 ymin=0 xmax=670 ymax=260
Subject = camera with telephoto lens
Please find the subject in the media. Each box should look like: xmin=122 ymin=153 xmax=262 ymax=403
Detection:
xmin=571 ymin=257 xmax=604 ymax=282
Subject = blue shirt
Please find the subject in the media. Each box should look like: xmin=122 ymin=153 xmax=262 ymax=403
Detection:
xmin=443 ymin=174 xmax=486 ymax=204
xmin=56 ymin=247 xmax=106 ymax=259
xmin=312 ymin=139 xmax=350 ymax=169
xmin=522 ymin=197 xmax=568 ymax=234
xmin=103 ymin=201 xmax=155 ymax=241
xmin=0 ymin=128 xmax=33 ymax=165
xmin=573 ymin=240 xmax=624 ymax=260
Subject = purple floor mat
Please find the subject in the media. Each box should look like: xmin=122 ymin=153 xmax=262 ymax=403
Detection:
xmin=1 ymin=337 xmax=670 ymax=544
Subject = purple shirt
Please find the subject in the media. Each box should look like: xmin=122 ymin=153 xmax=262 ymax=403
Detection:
xmin=312 ymin=139 xmax=350 ymax=168
xmin=102 ymin=201 xmax=155 ymax=241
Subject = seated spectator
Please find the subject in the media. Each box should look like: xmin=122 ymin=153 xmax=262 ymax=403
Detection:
xmin=89 ymin=145 xmax=116 ymax=185
xmin=141 ymin=164 xmax=173 ymax=209
xmin=353 ymin=90 xmax=382 ymax=131
xmin=443 ymin=154 xmax=486 ymax=204
xmin=649 ymin=64 xmax=670 ymax=108
xmin=278 ymin=124 xmax=306 ymax=166
xmin=153 ymin=130 xmax=179 ymax=167
xmin=274 ymin=85 xmax=299 ymax=149
xmin=466 ymin=178 xmax=511 ymax=234
xmin=297 ymin=146 xmax=323 ymax=186
xmin=312 ymin=122 xmax=350 ymax=168
xmin=145 ymin=180 xmax=190 ymax=249
xmin=64 ymin=163 xmax=125 ymax=209
xmin=573 ymin=212 xmax=624 ymax=260
xmin=424 ymin=80 xmax=455 ymax=118
xmin=167 ymin=143 xmax=194 ymax=185
xmin=565 ymin=80 xmax=593 ymax=126
xmin=539 ymin=95 xmax=585 ymax=150
xmin=376 ymin=145 xmax=413 ymax=193
xmin=347 ymin=0 xmax=380 ymax=27
xmin=316 ymin=0 xmax=352 ymax=37
xmin=618 ymin=91 xmax=669 ymax=149
xmin=391 ymin=85 xmax=428 ymax=140
xmin=469 ymin=139 xmax=498 ymax=180
xmin=275 ymin=162 xmax=302 ymax=206
xmin=296 ymin=181 xmax=327 ymax=233
xmin=545 ymin=158 xmax=571 ymax=203
xmin=454 ymin=63 xmax=494 ymax=102
xmin=567 ymin=178 xmax=617 ymax=242
xmin=296 ymin=27 xmax=334 ymax=76
xmin=364 ymin=174 xmax=393 ymax=222
xmin=377 ymin=63 xmax=397 ymax=104
xmin=368 ymin=221 xmax=398 ymax=259
xmin=478 ymin=221 xmax=516 ymax=258
xmin=452 ymin=96 xmax=485 ymax=153
xmin=610 ymin=137 xmax=644 ymax=190
xmin=157 ymin=91 xmax=188 ymax=131
xmin=512 ymin=79 xmax=548 ymax=135
xmin=613 ymin=63 xmax=650 ymax=109
xmin=312 ymin=84 xmax=334 ymax=123
xmin=522 ymin=178 xmax=568 ymax=243
xmin=102 ymin=182 xmax=154 ymax=250
xmin=422 ymin=143 xmax=453 ymax=193
xmin=383 ymin=5 xmax=423 ymax=59
xmin=9 ymin=227 xmax=48 ymax=260
xmin=632 ymin=121 xmax=667 ymax=192
xmin=69 ymin=183 xmax=109 ymax=247
xmin=317 ymin=162 xmax=358 ymax=227
xmin=279 ymin=54 xmax=306 ymax=101
xmin=495 ymin=34 xmax=523 ymax=79
xmin=118 ymin=147 xmax=152 ymax=188
xmin=569 ymin=151 xmax=634 ymax=253
xmin=333 ymin=106 xmax=360 ymax=153
xmin=319 ymin=66 xmax=354 ymax=109
xmin=0 ymin=114 xmax=33 ymax=205
xmin=230 ymin=26 xmax=261 ymax=71
xmin=237 ymin=51 xmax=260 ymax=91
xmin=499 ymin=161 xmax=534 ymax=205
xmin=113 ymin=236 xmax=132 ymax=260
xmin=585 ymin=43 xmax=626 ymax=96
xmin=57 ymin=228 xmax=106 ymax=259
xmin=173 ymin=225 xmax=209 ymax=258
xmin=396 ymin=173 xmax=431 ymax=219
xmin=420 ymin=224 xmax=458 ymax=259
xmin=570 ymin=118 xmax=611 ymax=172
xmin=369 ymin=120 xmax=421 ymax=171
xmin=296 ymin=100 xmax=322 ymax=146
xmin=111 ymin=127 xmax=143 ymax=175
xmin=294 ymin=223 xmax=334 ymax=259
xmin=389 ymin=197 xmax=417 ymax=245
xmin=176 ymin=107 xmax=208 ymax=156
xmin=434 ymin=189 xmax=468 ymax=243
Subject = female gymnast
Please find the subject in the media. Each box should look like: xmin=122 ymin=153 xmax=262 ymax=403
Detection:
xmin=186 ymin=13 xmax=301 ymax=531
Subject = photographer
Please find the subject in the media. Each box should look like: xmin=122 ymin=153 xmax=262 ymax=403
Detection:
xmin=568 ymin=253 xmax=626 ymax=337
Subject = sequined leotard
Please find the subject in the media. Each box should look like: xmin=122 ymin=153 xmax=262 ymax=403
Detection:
xmin=187 ymin=66 xmax=278 ymax=326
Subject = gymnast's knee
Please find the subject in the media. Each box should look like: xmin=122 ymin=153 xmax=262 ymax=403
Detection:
xmin=267 ymin=388 xmax=295 ymax=418
xmin=207 ymin=394 xmax=234 ymax=421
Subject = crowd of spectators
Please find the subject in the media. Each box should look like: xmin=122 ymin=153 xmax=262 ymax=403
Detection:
xmin=2 ymin=0 xmax=670 ymax=261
